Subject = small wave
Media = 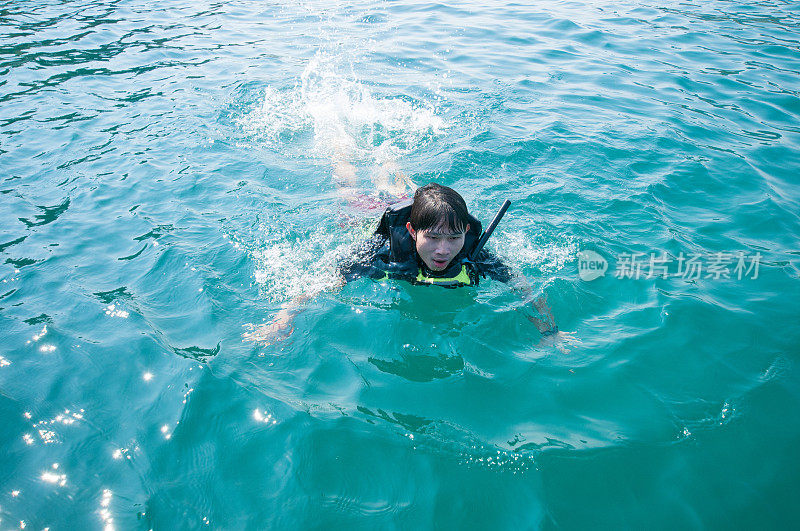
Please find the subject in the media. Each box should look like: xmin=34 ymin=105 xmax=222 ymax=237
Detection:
xmin=761 ymin=356 xmax=791 ymax=382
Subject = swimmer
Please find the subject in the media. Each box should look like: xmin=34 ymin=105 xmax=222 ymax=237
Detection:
xmin=244 ymin=183 xmax=577 ymax=352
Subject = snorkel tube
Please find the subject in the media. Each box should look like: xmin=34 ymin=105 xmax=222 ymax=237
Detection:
xmin=469 ymin=199 xmax=511 ymax=261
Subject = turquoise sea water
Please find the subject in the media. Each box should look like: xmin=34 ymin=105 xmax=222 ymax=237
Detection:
xmin=2 ymin=0 xmax=800 ymax=528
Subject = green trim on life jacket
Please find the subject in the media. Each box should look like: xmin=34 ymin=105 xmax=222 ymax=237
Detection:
xmin=414 ymin=264 xmax=473 ymax=286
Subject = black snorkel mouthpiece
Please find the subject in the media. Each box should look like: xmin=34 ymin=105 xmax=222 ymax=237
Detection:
xmin=469 ymin=199 xmax=511 ymax=262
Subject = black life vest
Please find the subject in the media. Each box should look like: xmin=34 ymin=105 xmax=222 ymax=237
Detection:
xmin=373 ymin=200 xmax=483 ymax=287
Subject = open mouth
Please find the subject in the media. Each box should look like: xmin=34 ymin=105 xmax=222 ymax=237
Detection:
xmin=432 ymin=258 xmax=449 ymax=269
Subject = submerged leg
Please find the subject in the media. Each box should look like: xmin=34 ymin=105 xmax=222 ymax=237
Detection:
xmin=330 ymin=140 xmax=360 ymax=204
xmin=373 ymin=158 xmax=415 ymax=198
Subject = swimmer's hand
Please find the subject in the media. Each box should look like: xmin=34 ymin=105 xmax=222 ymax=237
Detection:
xmin=537 ymin=330 xmax=580 ymax=354
xmin=243 ymin=309 xmax=295 ymax=346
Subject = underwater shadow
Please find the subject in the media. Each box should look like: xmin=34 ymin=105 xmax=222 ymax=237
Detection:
xmin=367 ymin=352 xmax=464 ymax=382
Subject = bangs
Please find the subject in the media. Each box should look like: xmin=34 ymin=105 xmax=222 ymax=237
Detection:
xmin=414 ymin=203 xmax=467 ymax=233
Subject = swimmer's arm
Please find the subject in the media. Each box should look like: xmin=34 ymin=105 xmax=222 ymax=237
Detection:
xmin=506 ymin=274 xmax=558 ymax=335
xmin=476 ymin=251 xmax=559 ymax=334
xmin=505 ymin=274 xmax=579 ymax=352
xmin=264 ymin=245 xmax=387 ymax=337
xmin=243 ymin=276 xmax=346 ymax=345
xmin=277 ymin=275 xmax=349 ymax=323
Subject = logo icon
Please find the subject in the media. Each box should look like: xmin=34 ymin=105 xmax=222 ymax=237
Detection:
xmin=577 ymin=250 xmax=607 ymax=281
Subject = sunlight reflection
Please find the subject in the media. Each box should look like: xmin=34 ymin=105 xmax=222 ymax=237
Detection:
xmin=99 ymin=489 xmax=114 ymax=531
xmin=30 ymin=408 xmax=85 ymax=444
xmin=104 ymin=304 xmax=129 ymax=318
xmin=41 ymin=464 xmax=66 ymax=487
xmin=253 ymin=409 xmax=278 ymax=425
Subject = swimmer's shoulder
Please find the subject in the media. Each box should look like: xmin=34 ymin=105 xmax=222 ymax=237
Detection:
xmin=471 ymin=248 xmax=513 ymax=284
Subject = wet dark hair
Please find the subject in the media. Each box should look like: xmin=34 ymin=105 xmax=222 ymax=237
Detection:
xmin=408 ymin=183 xmax=470 ymax=233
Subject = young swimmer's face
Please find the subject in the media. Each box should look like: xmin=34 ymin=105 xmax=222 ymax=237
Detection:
xmin=406 ymin=221 xmax=469 ymax=272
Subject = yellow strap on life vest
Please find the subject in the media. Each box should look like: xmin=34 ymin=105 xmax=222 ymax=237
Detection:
xmin=415 ymin=265 xmax=472 ymax=286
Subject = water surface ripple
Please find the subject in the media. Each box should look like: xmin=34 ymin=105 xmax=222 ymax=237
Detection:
xmin=1 ymin=0 xmax=799 ymax=528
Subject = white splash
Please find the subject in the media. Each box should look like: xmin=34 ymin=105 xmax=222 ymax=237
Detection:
xmin=251 ymin=230 xmax=348 ymax=304
xmin=238 ymin=50 xmax=446 ymax=164
xmin=493 ymin=231 xmax=578 ymax=274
